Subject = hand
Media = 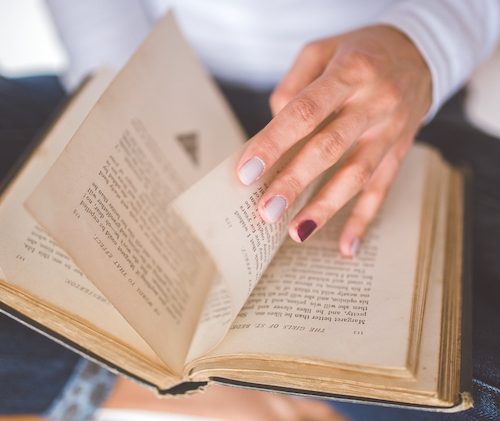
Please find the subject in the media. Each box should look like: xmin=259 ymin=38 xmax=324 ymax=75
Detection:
xmin=236 ymin=25 xmax=431 ymax=256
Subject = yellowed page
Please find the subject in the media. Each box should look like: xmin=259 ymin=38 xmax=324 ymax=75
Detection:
xmin=174 ymin=146 xmax=319 ymax=361
xmin=188 ymin=161 xmax=452 ymax=406
xmin=26 ymin=13 xmax=243 ymax=373
xmin=0 ymin=71 xmax=161 ymax=362
xmin=186 ymin=274 xmax=235 ymax=361
xmin=410 ymin=164 xmax=447 ymax=395
xmin=186 ymin=146 xmax=429 ymax=371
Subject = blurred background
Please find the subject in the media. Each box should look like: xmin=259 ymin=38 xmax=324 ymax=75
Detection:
xmin=0 ymin=0 xmax=67 ymax=76
xmin=1 ymin=0 xmax=499 ymax=138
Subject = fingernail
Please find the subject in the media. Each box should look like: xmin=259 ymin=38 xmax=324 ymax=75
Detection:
xmin=297 ymin=220 xmax=317 ymax=242
xmin=350 ymin=238 xmax=360 ymax=256
xmin=262 ymin=195 xmax=287 ymax=223
xmin=238 ymin=156 xmax=265 ymax=185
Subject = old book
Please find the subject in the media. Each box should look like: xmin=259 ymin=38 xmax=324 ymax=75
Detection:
xmin=0 ymin=13 xmax=471 ymax=412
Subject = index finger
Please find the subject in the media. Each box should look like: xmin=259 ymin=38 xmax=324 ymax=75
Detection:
xmin=237 ymin=74 xmax=352 ymax=186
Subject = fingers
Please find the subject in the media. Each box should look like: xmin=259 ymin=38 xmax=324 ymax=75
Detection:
xmin=258 ymin=107 xmax=368 ymax=223
xmin=338 ymin=138 xmax=412 ymax=256
xmin=237 ymin=73 xmax=352 ymax=186
xmin=270 ymin=41 xmax=338 ymax=115
xmin=288 ymin=135 xmax=394 ymax=243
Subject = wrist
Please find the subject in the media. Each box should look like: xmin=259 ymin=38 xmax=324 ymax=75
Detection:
xmin=373 ymin=24 xmax=432 ymax=119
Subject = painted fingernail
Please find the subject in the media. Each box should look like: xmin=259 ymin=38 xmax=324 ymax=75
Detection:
xmin=297 ymin=220 xmax=317 ymax=242
xmin=261 ymin=195 xmax=287 ymax=223
xmin=350 ymin=238 xmax=360 ymax=256
xmin=238 ymin=156 xmax=265 ymax=185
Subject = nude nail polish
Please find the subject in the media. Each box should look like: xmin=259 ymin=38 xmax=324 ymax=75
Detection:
xmin=297 ymin=220 xmax=317 ymax=242
xmin=262 ymin=195 xmax=287 ymax=223
xmin=238 ymin=156 xmax=265 ymax=185
xmin=350 ymin=237 xmax=360 ymax=256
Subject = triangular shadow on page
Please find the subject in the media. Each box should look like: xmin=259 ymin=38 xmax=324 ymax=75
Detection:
xmin=176 ymin=131 xmax=199 ymax=166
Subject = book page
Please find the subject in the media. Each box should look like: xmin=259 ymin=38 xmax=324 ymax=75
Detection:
xmin=187 ymin=162 xmax=456 ymax=407
xmin=174 ymin=146 xmax=320 ymax=361
xmin=186 ymin=274 xmax=235 ymax=361
xmin=0 ymin=71 xmax=161 ymax=363
xmin=26 ymin=13 xmax=243 ymax=373
xmin=189 ymin=146 xmax=431 ymax=371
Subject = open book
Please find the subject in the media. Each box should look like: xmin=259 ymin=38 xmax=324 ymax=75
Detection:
xmin=0 ymin=13 xmax=471 ymax=411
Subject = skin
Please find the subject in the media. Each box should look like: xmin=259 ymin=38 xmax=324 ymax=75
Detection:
xmin=103 ymin=378 xmax=346 ymax=421
xmin=237 ymin=25 xmax=432 ymax=256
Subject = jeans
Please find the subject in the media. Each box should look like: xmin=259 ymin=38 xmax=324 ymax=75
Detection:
xmin=0 ymin=75 xmax=499 ymax=420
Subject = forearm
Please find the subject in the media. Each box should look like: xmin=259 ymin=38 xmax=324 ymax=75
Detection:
xmin=379 ymin=0 xmax=500 ymax=120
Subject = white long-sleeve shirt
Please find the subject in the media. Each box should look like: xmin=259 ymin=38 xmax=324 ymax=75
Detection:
xmin=46 ymin=0 xmax=500 ymax=117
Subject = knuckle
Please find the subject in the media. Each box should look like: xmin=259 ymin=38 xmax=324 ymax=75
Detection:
xmin=349 ymin=162 xmax=373 ymax=187
xmin=363 ymin=188 xmax=384 ymax=206
xmin=316 ymin=196 xmax=338 ymax=218
xmin=347 ymin=51 xmax=377 ymax=79
xmin=290 ymin=96 xmax=320 ymax=126
xmin=350 ymin=208 xmax=371 ymax=226
xmin=382 ymin=82 xmax=404 ymax=109
xmin=302 ymin=40 xmax=324 ymax=58
xmin=269 ymin=89 xmax=290 ymax=112
xmin=281 ymin=173 xmax=304 ymax=194
xmin=317 ymin=129 xmax=346 ymax=162
xmin=258 ymin=133 xmax=282 ymax=162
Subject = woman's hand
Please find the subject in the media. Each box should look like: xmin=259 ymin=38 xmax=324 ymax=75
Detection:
xmin=236 ymin=25 xmax=432 ymax=256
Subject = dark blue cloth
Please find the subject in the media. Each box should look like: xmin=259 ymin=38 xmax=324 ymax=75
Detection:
xmin=0 ymin=75 xmax=64 ymax=182
xmin=0 ymin=75 xmax=83 ymax=415
xmin=0 ymin=313 xmax=81 ymax=414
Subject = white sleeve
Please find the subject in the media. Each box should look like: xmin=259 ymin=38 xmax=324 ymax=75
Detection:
xmin=45 ymin=0 xmax=153 ymax=91
xmin=379 ymin=0 xmax=500 ymax=120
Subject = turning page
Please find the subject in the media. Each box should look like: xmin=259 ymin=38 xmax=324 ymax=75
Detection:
xmin=26 ymin=13 xmax=244 ymax=373
xmin=174 ymin=147 xmax=320 ymax=361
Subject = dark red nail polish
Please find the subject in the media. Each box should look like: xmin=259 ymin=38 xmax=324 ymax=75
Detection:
xmin=297 ymin=220 xmax=317 ymax=242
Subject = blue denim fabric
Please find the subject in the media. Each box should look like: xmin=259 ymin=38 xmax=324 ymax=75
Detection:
xmin=45 ymin=358 xmax=115 ymax=421
xmin=0 ymin=312 xmax=115 ymax=420
xmin=0 ymin=312 xmax=81 ymax=414
xmin=0 ymin=75 xmax=64 ymax=183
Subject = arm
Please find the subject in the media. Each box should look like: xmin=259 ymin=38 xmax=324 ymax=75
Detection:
xmin=236 ymin=0 xmax=500 ymax=256
xmin=380 ymin=0 xmax=500 ymax=119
